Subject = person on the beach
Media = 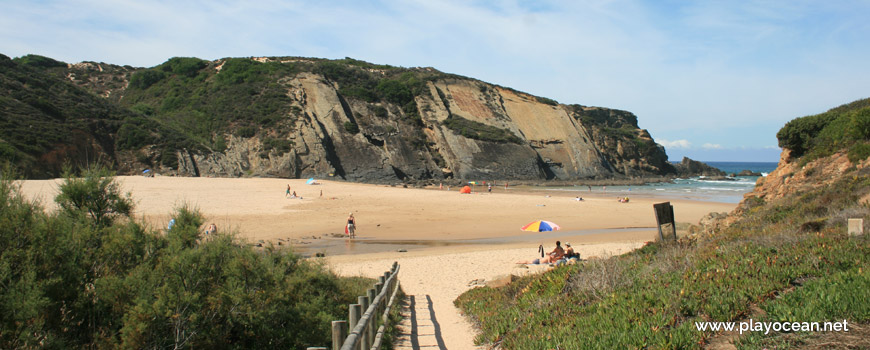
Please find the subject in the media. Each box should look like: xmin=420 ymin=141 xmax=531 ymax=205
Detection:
xmin=488 ymin=184 xmax=492 ymax=193
xmin=556 ymin=242 xmax=581 ymax=266
xmin=346 ymin=213 xmax=357 ymax=238
xmin=517 ymin=241 xmax=565 ymax=264
xmin=564 ymin=242 xmax=577 ymax=259
xmin=205 ymin=223 xmax=217 ymax=235
xmin=291 ymin=191 xmax=298 ymax=199
xmin=285 ymin=184 xmax=291 ymax=197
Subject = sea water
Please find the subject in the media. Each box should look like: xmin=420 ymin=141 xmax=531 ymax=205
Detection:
xmin=549 ymin=161 xmax=780 ymax=204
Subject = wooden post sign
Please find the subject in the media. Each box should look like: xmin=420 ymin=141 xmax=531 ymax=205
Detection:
xmin=653 ymin=202 xmax=677 ymax=241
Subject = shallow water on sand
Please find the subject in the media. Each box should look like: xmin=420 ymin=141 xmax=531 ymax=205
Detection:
xmin=293 ymin=227 xmax=655 ymax=257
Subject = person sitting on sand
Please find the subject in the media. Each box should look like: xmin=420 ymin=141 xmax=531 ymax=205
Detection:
xmin=557 ymin=242 xmax=581 ymax=266
xmin=205 ymin=223 xmax=217 ymax=235
xmin=517 ymin=241 xmax=565 ymax=264
xmin=346 ymin=213 xmax=357 ymax=239
xmin=290 ymin=191 xmax=298 ymax=199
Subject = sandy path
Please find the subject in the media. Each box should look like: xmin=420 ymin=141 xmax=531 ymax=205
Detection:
xmin=327 ymin=242 xmax=645 ymax=349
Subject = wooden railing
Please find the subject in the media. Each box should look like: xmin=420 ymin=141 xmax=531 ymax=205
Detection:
xmin=308 ymin=261 xmax=401 ymax=350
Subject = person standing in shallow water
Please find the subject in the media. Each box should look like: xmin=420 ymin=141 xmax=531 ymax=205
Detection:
xmin=346 ymin=213 xmax=357 ymax=239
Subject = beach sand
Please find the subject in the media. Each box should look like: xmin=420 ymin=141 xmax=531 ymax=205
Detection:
xmin=18 ymin=175 xmax=736 ymax=348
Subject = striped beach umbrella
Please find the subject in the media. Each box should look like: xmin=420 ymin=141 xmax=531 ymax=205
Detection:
xmin=521 ymin=220 xmax=561 ymax=232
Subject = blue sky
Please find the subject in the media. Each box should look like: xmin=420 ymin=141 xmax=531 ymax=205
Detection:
xmin=2 ymin=0 xmax=869 ymax=162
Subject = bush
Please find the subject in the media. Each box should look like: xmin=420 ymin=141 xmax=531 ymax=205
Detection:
xmin=848 ymin=142 xmax=870 ymax=163
xmin=262 ymin=137 xmax=293 ymax=156
xmin=55 ymin=165 xmax=133 ymax=227
xmin=116 ymin=122 xmax=154 ymax=150
xmin=344 ymin=121 xmax=360 ymax=134
xmin=237 ymin=126 xmax=257 ymax=138
xmin=443 ymin=115 xmax=522 ymax=144
xmin=13 ymin=54 xmax=66 ymax=68
xmin=0 ymin=171 xmax=375 ymax=349
xmin=129 ymin=69 xmax=166 ymax=89
xmin=160 ymin=57 xmax=207 ymax=78
xmin=160 ymin=148 xmax=179 ymax=169
xmin=535 ymin=96 xmax=558 ymax=106
xmin=776 ymin=100 xmax=870 ymax=159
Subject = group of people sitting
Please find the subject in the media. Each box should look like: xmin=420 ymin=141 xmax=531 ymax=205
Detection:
xmin=517 ymin=241 xmax=581 ymax=265
xmin=618 ymin=197 xmax=630 ymax=203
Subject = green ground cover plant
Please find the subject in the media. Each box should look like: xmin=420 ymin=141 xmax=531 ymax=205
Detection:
xmin=0 ymin=166 xmax=372 ymax=349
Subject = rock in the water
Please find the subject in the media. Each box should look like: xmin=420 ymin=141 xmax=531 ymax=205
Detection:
xmin=673 ymin=157 xmax=726 ymax=177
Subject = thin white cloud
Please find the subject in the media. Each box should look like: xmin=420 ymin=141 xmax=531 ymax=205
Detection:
xmin=702 ymin=143 xmax=723 ymax=149
xmin=658 ymin=139 xmax=692 ymax=149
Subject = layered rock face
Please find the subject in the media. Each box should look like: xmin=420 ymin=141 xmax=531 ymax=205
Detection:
xmin=155 ymin=68 xmax=673 ymax=182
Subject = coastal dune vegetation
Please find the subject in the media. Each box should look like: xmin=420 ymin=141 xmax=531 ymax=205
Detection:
xmin=455 ymin=99 xmax=870 ymax=349
xmin=0 ymin=165 xmax=373 ymax=349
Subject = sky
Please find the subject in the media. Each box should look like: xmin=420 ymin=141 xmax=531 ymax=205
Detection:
xmin=2 ymin=0 xmax=869 ymax=162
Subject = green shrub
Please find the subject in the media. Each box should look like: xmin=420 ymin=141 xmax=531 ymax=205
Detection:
xmin=130 ymin=103 xmax=155 ymax=116
xmin=0 ymin=171 xmax=375 ymax=349
xmin=129 ymin=69 xmax=166 ymax=89
xmin=262 ymin=137 xmax=293 ymax=156
xmin=376 ymin=79 xmax=414 ymax=105
xmin=344 ymin=121 xmax=360 ymax=134
xmin=373 ymin=105 xmax=388 ymax=118
xmin=535 ymin=96 xmax=558 ymax=106
xmin=159 ymin=57 xmax=207 ymax=78
xmin=776 ymin=100 xmax=870 ymax=159
xmin=55 ymin=165 xmax=133 ymax=227
xmin=160 ymin=148 xmax=178 ymax=169
xmin=848 ymin=142 xmax=870 ymax=163
xmin=443 ymin=115 xmax=522 ymax=144
xmin=13 ymin=54 xmax=66 ymax=68
xmin=116 ymin=122 xmax=154 ymax=150
xmin=237 ymin=126 xmax=257 ymax=138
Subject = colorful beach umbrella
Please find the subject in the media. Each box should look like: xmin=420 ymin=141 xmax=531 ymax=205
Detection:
xmin=306 ymin=178 xmax=316 ymax=185
xmin=521 ymin=220 xmax=561 ymax=232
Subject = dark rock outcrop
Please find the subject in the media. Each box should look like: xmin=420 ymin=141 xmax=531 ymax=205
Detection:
xmin=673 ymin=157 xmax=726 ymax=177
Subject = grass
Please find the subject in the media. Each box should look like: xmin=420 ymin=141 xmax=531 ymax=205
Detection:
xmin=455 ymin=163 xmax=870 ymax=349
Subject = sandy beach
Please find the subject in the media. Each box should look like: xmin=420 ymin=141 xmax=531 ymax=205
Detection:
xmin=19 ymin=175 xmax=736 ymax=349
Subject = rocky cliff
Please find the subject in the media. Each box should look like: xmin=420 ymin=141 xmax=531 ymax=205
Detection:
xmin=3 ymin=54 xmax=688 ymax=182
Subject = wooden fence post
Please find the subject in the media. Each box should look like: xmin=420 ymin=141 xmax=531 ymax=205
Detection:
xmin=359 ymin=296 xmax=369 ymax=349
xmin=349 ymin=304 xmax=361 ymax=338
xmin=332 ymin=320 xmax=347 ymax=350
xmin=367 ymin=288 xmax=377 ymax=348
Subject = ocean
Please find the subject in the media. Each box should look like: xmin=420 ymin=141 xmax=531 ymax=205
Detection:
xmin=548 ymin=161 xmax=780 ymax=204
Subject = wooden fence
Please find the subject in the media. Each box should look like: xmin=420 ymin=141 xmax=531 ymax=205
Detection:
xmin=308 ymin=261 xmax=401 ymax=350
